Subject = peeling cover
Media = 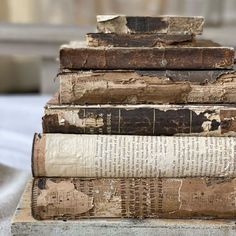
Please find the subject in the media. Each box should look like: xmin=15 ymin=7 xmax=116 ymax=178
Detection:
xmin=32 ymin=177 xmax=236 ymax=220
xmin=43 ymin=101 xmax=236 ymax=136
xmin=86 ymin=33 xmax=193 ymax=47
xmin=58 ymin=69 xmax=236 ymax=104
xmin=96 ymin=15 xmax=204 ymax=35
xmin=60 ymin=41 xmax=234 ymax=70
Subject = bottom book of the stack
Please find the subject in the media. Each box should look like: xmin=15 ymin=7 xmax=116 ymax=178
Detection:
xmin=11 ymin=180 xmax=236 ymax=236
xmin=32 ymin=177 xmax=236 ymax=220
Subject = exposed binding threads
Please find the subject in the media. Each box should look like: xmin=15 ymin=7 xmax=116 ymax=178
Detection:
xmin=87 ymin=180 xmax=95 ymax=217
xmin=120 ymin=178 xmax=127 ymax=217
xmin=157 ymin=178 xmax=163 ymax=214
xmin=31 ymin=178 xmax=40 ymax=220
xmin=149 ymin=179 xmax=156 ymax=216
xmin=129 ymin=179 xmax=135 ymax=217
xmin=134 ymin=179 xmax=141 ymax=217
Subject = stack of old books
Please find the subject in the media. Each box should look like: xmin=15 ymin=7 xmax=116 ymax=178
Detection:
xmin=13 ymin=15 xmax=236 ymax=234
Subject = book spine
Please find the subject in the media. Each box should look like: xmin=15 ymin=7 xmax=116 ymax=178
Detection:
xmin=96 ymin=16 xmax=204 ymax=35
xmin=32 ymin=177 xmax=236 ymax=220
xmin=60 ymin=47 xmax=234 ymax=70
xmin=43 ymin=105 xmax=236 ymax=136
xmin=86 ymin=33 xmax=193 ymax=47
xmin=32 ymin=134 xmax=236 ymax=177
xmin=59 ymin=71 xmax=236 ymax=104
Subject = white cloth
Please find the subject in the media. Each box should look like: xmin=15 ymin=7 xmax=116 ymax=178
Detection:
xmin=0 ymin=95 xmax=49 ymax=235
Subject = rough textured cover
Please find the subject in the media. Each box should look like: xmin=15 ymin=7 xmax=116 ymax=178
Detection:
xmin=86 ymin=33 xmax=193 ymax=47
xmin=43 ymin=99 xmax=236 ymax=136
xmin=60 ymin=41 xmax=234 ymax=70
xmin=32 ymin=177 xmax=236 ymax=220
xmin=58 ymin=69 xmax=236 ymax=104
xmin=12 ymin=180 xmax=236 ymax=236
xmin=96 ymin=15 xmax=204 ymax=35
xmin=32 ymin=133 xmax=236 ymax=177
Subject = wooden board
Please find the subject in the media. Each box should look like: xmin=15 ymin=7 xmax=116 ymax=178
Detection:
xmin=11 ymin=180 xmax=236 ymax=236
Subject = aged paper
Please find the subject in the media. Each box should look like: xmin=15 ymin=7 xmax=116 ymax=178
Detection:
xmin=32 ymin=177 xmax=236 ymax=220
xmin=37 ymin=134 xmax=236 ymax=177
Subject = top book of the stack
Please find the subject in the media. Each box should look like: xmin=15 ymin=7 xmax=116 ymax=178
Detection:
xmin=88 ymin=15 xmax=204 ymax=47
xmin=96 ymin=15 xmax=204 ymax=35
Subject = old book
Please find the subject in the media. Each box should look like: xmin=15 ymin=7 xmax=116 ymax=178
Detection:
xmin=32 ymin=177 xmax=236 ymax=220
xmin=58 ymin=69 xmax=236 ymax=104
xmin=60 ymin=41 xmax=234 ymax=70
xmin=43 ymin=98 xmax=236 ymax=136
xmin=13 ymin=180 xmax=236 ymax=235
xmin=86 ymin=33 xmax=193 ymax=47
xmin=96 ymin=15 xmax=204 ymax=35
xmin=32 ymin=134 xmax=236 ymax=177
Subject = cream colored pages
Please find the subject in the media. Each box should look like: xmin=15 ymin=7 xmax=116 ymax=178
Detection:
xmin=43 ymin=134 xmax=236 ymax=177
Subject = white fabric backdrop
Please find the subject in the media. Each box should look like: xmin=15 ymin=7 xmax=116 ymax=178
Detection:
xmin=0 ymin=95 xmax=49 ymax=235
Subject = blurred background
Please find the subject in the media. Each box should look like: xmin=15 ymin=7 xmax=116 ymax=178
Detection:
xmin=0 ymin=0 xmax=236 ymax=94
xmin=0 ymin=1 xmax=235 ymax=234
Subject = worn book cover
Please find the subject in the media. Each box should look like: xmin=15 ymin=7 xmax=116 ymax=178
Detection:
xmin=43 ymin=96 xmax=236 ymax=136
xmin=32 ymin=177 xmax=236 ymax=220
xmin=86 ymin=33 xmax=193 ymax=47
xmin=96 ymin=15 xmax=204 ymax=35
xmin=60 ymin=41 xmax=234 ymax=70
xmin=58 ymin=69 xmax=236 ymax=104
xmin=32 ymin=133 xmax=236 ymax=177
